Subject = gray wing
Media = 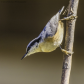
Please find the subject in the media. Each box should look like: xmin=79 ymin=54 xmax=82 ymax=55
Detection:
xmin=40 ymin=6 xmax=64 ymax=39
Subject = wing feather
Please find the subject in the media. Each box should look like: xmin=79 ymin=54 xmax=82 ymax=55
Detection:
xmin=40 ymin=6 xmax=64 ymax=39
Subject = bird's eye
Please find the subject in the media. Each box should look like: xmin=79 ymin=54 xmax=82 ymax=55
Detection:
xmin=36 ymin=45 xmax=38 ymax=47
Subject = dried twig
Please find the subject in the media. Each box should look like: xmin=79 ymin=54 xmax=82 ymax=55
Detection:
xmin=61 ymin=0 xmax=79 ymax=84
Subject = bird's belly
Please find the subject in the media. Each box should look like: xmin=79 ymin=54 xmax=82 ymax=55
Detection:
xmin=41 ymin=42 xmax=57 ymax=52
xmin=40 ymin=21 xmax=64 ymax=52
xmin=41 ymin=37 xmax=63 ymax=52
xmin=40 ymin=35 xmax=63 ymax=52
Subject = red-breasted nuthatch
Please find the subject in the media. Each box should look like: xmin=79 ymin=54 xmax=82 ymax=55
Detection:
xmin=21 ymin=6 xmax=75 ymax=60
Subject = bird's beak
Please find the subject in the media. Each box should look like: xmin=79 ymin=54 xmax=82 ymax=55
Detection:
xmin=21 ymin=53 xmax=28 ymax=60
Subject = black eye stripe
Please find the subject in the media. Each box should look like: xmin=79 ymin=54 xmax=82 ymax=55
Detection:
xmin=26 ymin=37 xmax=41 ymax=52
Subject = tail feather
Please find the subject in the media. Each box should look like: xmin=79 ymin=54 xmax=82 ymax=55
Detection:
xmin=59 ymin=6 xmax=65 ymax=14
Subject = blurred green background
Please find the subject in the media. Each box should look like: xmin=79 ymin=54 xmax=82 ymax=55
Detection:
xmin=0 ymin=0 xmax=84 ymax=84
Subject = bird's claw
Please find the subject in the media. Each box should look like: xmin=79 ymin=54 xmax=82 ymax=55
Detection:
xmin=60 ymin=46 xmax=74 ymax=55
xmin=60 ymin=6 xmax=78 ymax=21
xmin=61 ymin=49 xmax=74 ymax=55
xmin=60 ymin=15 xmax=78 ymax=21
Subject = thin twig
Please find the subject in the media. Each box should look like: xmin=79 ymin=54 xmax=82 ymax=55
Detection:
xmin=61 ymin=0 xmax=79 ymax=84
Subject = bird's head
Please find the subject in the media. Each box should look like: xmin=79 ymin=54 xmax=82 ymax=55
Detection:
xmin=21 ymin=36 xmax=42 ymax=60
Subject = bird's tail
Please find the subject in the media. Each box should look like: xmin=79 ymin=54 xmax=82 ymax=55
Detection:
xmin=59 ymin=6 xmax=65 ymax=15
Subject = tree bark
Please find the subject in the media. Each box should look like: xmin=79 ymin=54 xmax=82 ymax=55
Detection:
xmin=61 ymin=0 xmax=79 ymax=84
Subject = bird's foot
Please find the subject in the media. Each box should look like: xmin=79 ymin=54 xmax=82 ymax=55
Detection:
xmin=60 ymin=7 xmax=78 ymax=21
xmin=60 ymin=15 xmax=78 ymax=21
xmin=61 ymin=49 xmax=74 ymax=55
xmin=60 ymin=46 xmax=74 ymax=55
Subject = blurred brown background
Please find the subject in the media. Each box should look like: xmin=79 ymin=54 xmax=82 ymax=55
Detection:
xmin=0 ymin=0 xmax=84 ymax=84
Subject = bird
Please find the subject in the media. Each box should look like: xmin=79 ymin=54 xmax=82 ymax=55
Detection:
xmin=21 ymin=6 xmax=74 ymax=60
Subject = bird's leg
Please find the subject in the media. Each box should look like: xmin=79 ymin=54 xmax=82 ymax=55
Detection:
xmin=59 ymin=46 xmax=74 ymax=55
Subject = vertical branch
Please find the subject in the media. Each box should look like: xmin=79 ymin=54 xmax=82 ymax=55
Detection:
xmin=61 ymin=0 xmax=79 ymax=84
